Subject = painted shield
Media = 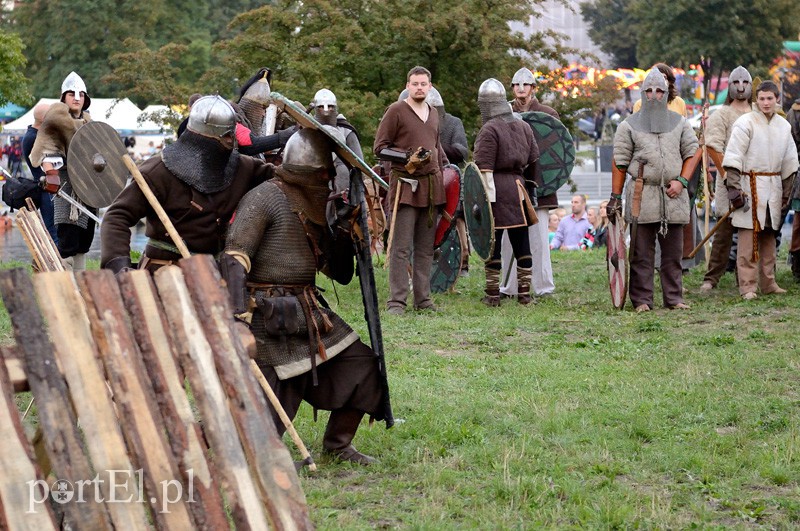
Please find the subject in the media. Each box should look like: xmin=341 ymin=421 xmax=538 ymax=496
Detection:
xmin=519 ymin=111 xmax=575 ymax=197
xmin=270 ymin=92 xmax=388 ymax=191
xmin=606 ymin=219 xmax=628 ymax=309
xmin=429 ymin=227 xmax=462 ymax=293
xmin=66 ymin=121 xmax=130 ymax=208
xmin=434 ymin=164 xmax=462 ymax=248
xmin=463 ymin=162 xmax=494 ymax=260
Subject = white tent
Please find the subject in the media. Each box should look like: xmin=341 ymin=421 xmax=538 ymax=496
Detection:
xmin=0 ymin=98 xmax=166 ymax=136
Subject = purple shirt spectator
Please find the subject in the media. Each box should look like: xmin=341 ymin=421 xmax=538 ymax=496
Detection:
xmin=551 ymin=213 xmax=592 ymax=250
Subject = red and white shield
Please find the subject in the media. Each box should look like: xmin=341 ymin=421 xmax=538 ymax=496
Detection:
xmin=606 ymin=219 xmax=628 ymax=310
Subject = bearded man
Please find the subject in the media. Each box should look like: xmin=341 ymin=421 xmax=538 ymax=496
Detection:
xmin=608 ymin=69 xmax=699 ymax=312
xmin=30 ymin=71 xmax=95 ymax=270
xmin=374 ymin=66 xmax=447 ymax=315
xmin=699 ymin=66 xmax=754 ymax=292
xmin=222 ymin=128 xmax=387 ymax=465
xmin=101 ymin=95 xmax=274 ymax=272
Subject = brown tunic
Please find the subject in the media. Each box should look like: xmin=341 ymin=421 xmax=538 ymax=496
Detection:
xmin=373 ymin=101 xmax=446 ymax=207
xmin=474 ymin=118 xmax=539 ymax=229
xmin=100 ymin=153 xmax=273 ymax=266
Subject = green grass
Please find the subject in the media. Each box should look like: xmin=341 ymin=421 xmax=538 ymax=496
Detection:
xmin=4 ymin=251 xmax=800 ymax=528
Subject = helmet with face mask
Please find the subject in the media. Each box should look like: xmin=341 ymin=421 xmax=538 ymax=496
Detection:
xmin=627 ymin=68 xmax=681 ymax=134
xmin=728 ymin=66 xmax=753 ymax=102
xmin=60 ymin=71 xmax=91 ymax=111
xmin=312 ymin=89 xmax=338 ymax=126
xmin=511 ymin=67 xmax=536 ymax=86
xmin=477 ymin=78 xmax=513 ymax=124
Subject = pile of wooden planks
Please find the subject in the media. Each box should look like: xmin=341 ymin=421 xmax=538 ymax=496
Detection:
xmin=15 ymin=199 xmax=64 ymax=272
xmin=0 ymin=255 xmax=312 ymax=530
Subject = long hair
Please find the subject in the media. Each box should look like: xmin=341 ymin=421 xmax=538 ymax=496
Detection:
xmin=653 ymin=63 xmax=677 ymax=103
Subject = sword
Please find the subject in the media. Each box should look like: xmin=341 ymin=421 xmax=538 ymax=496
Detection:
xmin=55 ymin=190 xmax=101 ymax=224
xmin=628 ymin=160 xmax=646 ymax=264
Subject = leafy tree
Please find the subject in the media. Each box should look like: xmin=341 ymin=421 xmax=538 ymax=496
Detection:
xmin=582 ymin=0 xmax=800 ymax=104
xmin=579 ymin=0 xmax=638 ymax=68
xmin=0 ymin=32 xmax=32 ymax=106
xmin=210 ymin=0 xmax=581 ymax=155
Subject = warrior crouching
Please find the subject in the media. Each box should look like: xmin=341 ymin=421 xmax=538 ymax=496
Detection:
xmin=223 ymin=127 xmax=386 ymax=465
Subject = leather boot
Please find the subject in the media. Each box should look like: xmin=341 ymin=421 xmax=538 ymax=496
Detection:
xmin=322 ymin=408 xmax=377 ymax=465
xmin=72 ymin=253 xmax=86 ymax=272
xmin=482 ymin=260 xmax=501 ymax=307
xmin=517 ymin=266 xmax=533 ymax=305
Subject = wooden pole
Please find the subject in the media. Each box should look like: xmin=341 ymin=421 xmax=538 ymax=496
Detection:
xmin=121 ymin=153 xmax=314 ymax=471
xmin=122 ymin=155 xmax=191 ymax=258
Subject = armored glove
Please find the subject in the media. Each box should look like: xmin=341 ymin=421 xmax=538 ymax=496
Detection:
xmin=727 ymin=188 xmax=749 ymax=212
xmin=606 ymin=196 xmax=622 ymax=225
xmin=104 ymin=256 xmax=134 ymax=276
xmin=404 ymin=146 xmax=431 ymax=175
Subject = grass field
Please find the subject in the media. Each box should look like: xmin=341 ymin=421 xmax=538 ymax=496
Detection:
xmin=4 ymin=248 xmax=799 ymax=528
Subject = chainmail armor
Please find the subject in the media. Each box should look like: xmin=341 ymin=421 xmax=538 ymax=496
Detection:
xmin=161 ymin=131 xmax=240 ymax=193
xmin=238 ymin=97 xmax=265 ymax=134
xmin=440 ymin=113 xmax=469 ymax=164
xmin=53 ymin=168 xmax=96 ymax=228
xmin=226 ymin=179 xmax=357 ymax=375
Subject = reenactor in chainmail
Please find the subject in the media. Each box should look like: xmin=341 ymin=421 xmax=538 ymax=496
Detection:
xmin=427 ymin=87 xmax=471 ymax=274
xmin=474 ymin=78 xmax=539 ymax=306
xmin=30 ymin=71 xmax=96 ymax=271
xmin=233 ymin=67 xmax=295 ymax=158
xmin=101 ymin=95 xmax=275 ymax=272
xmin=222 ymin=127 xmax=386 ymax=465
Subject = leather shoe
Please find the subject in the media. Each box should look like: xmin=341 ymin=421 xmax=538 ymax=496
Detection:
xmin=386 ymin=306 xmax=404 ymax=315
xmin=324 ymin=445 xmax=377 ymax=465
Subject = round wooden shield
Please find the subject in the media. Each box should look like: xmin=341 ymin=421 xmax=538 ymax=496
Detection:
xmin=429 ymin=227 xmax=462 ymax=294
xmin=606 ymin=219 xmax=628 ymax=309
xmin=66 ymin=121 xmax=129 ymax=208
xmin=519 ymin=111 xmax=575 ymax=197
xmin=434 ymin=164 xmax=462 ymax=248
xmin=463 ymin=162 xmax=494 ymax=260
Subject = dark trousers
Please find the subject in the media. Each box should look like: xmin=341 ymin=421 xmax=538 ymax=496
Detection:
xmin=260 ymin=339 xmax=383 ymax=451
xmin=490 ymin=226 xmax=531 ymax=268
xmin=57 ymin=221 xmax=95 ymax=258
xmin=702 ymin=217 xmax=735 ymax=286
xmin=629 ymin=223 xmax=684 ymax=309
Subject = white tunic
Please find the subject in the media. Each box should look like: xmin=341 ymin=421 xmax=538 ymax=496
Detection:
xmin=723 ymin=109 xmax=799 ymax=230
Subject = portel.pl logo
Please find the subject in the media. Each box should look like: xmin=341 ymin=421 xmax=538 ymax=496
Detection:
xmin=27 ymin=469 xmax=195 ymax=514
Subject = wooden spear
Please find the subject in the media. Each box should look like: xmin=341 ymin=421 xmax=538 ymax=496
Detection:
xmin=122 ymin=154 xmax=317 ymax=471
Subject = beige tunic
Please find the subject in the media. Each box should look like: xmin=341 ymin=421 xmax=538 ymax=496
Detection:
xmin=705 ymin=104 xmax=750 ymax=216
xmin=613 ymin=116 xmax=698 ymax=225
xmin=723 ymin=110 xmax=799 ymax=230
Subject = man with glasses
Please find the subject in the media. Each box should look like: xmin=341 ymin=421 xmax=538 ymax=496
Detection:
xmin=101 ymin=95 xmax=275 ymax=273
xmin=607 ymin=68 xmax=698 ymax=312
